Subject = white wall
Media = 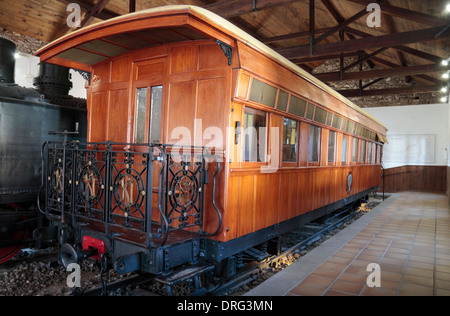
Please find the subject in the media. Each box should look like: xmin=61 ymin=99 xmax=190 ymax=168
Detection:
xmin=365 ymin=103 xmax=449 ymax=169
xmin=14 ymin=52 xmax=87 ymax=99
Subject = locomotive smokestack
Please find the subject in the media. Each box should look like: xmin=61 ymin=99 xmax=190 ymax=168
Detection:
xmin=0 ymin=38 xmax=16 ymax=84
xmin=33 ymin=62 xmax=73 ymax=96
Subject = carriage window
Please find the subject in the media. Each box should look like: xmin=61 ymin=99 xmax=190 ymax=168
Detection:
xmin=288 ymin=95 xmax=306 ymax=117
xmin=332 ymin=115 xmax=342 ymax=129
xmin=328 ymin=130 xmax=336 ymax=163
xmin=342 ymin=136 xmax=348 ymax=164
xmin=249 ymin=79 xmax=277 ymax=107
xmin=306 ymin=104 xmax=315 ymax=120
xmin=314 ymin=107 xmax=327 ymax=124
xmin=326 ymin=113 xmax=333 ymax=126
xmin=243 ymin=107 xmax=267 ymax=162
xmin=277 ymin=90 xmax=289 ymax=111
xmin=283 ymin=118 xmax=298 ymax=162
xmin=360 ymin=140 xmax=366 ymax=163
xmin=135 ymin=87 xmax=147 ymax=143
xmin=150 ymin=86 xmax=162 ymax=143
xmin=309 ymin=125 xmax=320 ymax=162
xmin=134 ymin=86 xmax=163 ymax=144
xmin=376 ymin=144 xmax=381 ymax=164
xmin=352 ymin=137 xmax=357 ymax=162
xmin=367 ymin=142 xmax=373 ymax=163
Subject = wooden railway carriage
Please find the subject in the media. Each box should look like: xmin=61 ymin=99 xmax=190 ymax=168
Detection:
xmin=35 ymin=5 xmax=387 ymax=282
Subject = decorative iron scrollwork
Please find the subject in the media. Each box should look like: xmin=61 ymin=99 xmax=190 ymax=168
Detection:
xmin=215 ymin=40 xmax=233 ymax=66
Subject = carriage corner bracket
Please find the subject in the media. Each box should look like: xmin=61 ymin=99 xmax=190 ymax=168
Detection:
xmin=215 ymin=40 xmax=233 ymax=66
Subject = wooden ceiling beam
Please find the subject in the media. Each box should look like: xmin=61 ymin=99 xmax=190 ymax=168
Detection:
xmin=315 ymin=63 xmax=440 ymax=82
xmin=79 ymin=0 xmax=111 ymax=28
xmin=277 ymin=26 xmax=450 ymax=59
xmin=56 ymin=0 xmax=118 ymax=21
xmin=344 ymin=0 xmax=450 ymax=26
xmin=203 ymin=0 xmax=303 ymax=19
xmin=345 ymin=27 xmax=443 ymax=64
xmin=337 ymin=84 xmax=442 ymax=97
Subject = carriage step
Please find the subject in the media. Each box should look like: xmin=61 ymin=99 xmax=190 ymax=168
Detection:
xmin=155 ymin=263 xmax=215 ymax=286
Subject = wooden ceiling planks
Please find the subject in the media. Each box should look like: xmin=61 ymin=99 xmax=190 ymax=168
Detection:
xmin=1 ymin=0 xmax=448 ymax=106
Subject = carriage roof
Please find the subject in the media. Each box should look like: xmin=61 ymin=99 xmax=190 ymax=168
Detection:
xmin=35 ymin=5 xmax=387 ymax=131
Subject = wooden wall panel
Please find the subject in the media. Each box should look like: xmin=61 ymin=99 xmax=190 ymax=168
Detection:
xmin=89 ymin=91 xmax=109 ymax=142
xmin=108 ymin=89 xmax=129 ymax=143
xmin=224 ymin=164 xmax=382 ymax=242
xmin=381 ymin=165 xmax=447 ymax=193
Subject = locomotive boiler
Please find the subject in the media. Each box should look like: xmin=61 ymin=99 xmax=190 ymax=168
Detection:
xmin=0 ymin=38 xmax=87 ymax=263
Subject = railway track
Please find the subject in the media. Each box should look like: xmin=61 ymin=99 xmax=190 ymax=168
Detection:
xmin=210 ymin=199 xmax=378 ymax=296
xmin=0 ymin=196 xmax=383 ymax=296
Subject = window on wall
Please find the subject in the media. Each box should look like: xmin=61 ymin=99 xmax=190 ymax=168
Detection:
xmin=150 ymin=86 xmax=162 ymax=143
xmin=309 ymin=125 xmax=321 ymax=163
xmin=283 ymin=118 xmax=298 ymax=162
xmin=243 ymin=107 xmax=267 ymax=162
xmin=360 ymin=140 xmax=366 ymax=163
xmin=328 ymin=130 xmax=336 ymax=163
xmin=342 ymin=136 xmax=348 ymax=164
xmin=135 ymin=87 xmax=148 ymax=143
xmin=249 ymin=79 xmax=277 ymax=107
xmin=352 ymin=137 xmax=358 ymax=163
xmin=367 ymin=142 xmax=373 ymax=164
xmin=134 ymin=86 xmax=163 ymax=144
xmin=376 ymin=144 xmax=381 ymax=164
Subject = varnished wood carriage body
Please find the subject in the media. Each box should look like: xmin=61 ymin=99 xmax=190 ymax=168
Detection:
xmin=36 ymin=5 xmax=387 ymax=275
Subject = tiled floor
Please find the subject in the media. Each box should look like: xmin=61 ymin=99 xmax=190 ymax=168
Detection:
xmin=246 ymin=192 xmax=450 ymax=296
xmin=287 ymin=192 xmax=450 ymax=296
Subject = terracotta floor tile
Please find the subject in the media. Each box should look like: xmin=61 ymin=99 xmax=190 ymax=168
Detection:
xmin=402 ymin=274 xmax=434 ymax=287
xmin=436 ymin=271 xmax=450 ymax=282
xmin=319 ymin=261 xmax=348 ymax=272
xmin=289 ymin=284 xmax=325 ymax=296
xmin=361 ymin=286 xmax=398 ymax=296
xmin=404 ymin=267 xmax=434 ymax=278
xmin=329 ymin=280 xmax=365 ymax=295
xmin=323 ymin=289 xmax=356 ymax=296
xmin=381 ymin=271 xmax=403 ymax=282
xmin=435 ymin=278 xmax=450 ymax=290
xmin=300 ymin=274 xmax=335 ymax=289
xmin=337 ymin=271 xmax=368 ymax=284
xmin=406 ymin=260 xmax=434 ymax=271
xmin=312 ymin=266 xmax=344 ymax=279
xmin=398 ymin=282 xmax=433 ymax=296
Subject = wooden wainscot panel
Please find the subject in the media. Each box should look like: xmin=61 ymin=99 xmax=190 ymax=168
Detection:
xmin=199 ymin=43 xmax=226 ymax=70
xmin=89 ymin=91 xmax=109 ymax=142
xmin=236 ymin=71 xmax=251 ymax=100
xmin=166 ymin=81 xmax=196 ymax=145
xmin=237 ymin=175 xmax=255 ymax=237
xmin=197 ymin=77 xmax=227 ymax=149
xmin=111 ymin=56 xmax=131 ymax=83
xmin=91 ymin=61 xmax=111 ymax=86
xmin=170 ymin=45 xmax=198 ymax=75
xmin=278 ymin=172 xmax=290 ymax=223
xmin=381 ymin=165 xmax=447 ymax=193
xmin=254 ymin=174 xmax=269 ymax=232
xmin=108 ymin=89 xmax=129 ymax=143
xmin=266 ymin=173 xmax=280 ymax=228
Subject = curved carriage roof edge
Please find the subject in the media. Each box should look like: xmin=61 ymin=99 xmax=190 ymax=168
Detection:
xmin=35 ymin=4 xmax=387 ymax=132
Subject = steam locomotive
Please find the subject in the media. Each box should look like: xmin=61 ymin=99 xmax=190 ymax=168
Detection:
xmin=0 ymin=37 xmax=87 ymax=263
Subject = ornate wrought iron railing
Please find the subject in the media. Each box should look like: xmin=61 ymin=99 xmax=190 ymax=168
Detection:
xmin=39 ymin=141 xmax=221 ymax=245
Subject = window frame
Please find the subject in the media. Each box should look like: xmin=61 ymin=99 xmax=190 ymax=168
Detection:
xmin=241 ymin=106 xmax=269 ymax=166
xmin=308 ymin=124 xmax=321 ymax=166
xmin=282 ymin=117 xmax=299 ymax=167
xmin=327 ymin=130 xmax=336 ymax=165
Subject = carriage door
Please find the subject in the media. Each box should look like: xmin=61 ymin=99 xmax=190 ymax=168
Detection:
xmin=132 ymin=58 xmax=165 ymax=144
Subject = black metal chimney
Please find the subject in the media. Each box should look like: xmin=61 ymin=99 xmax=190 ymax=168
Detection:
xmin=0 ymin=38 xmax=16 ymax=84
xmin=33 ymin=62 xmax=73 ymax=96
